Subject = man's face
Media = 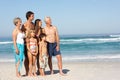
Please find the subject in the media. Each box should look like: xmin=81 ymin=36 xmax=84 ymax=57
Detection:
xmin=29 ymin=14 xmax=34 ymax=21
xmin=46 ymin=18 xmax=52 ymax=25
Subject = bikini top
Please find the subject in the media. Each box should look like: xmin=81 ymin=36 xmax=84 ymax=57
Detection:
xmin=30 ymin=39 xmax=37 ymax=50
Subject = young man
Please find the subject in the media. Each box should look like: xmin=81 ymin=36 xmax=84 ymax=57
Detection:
xmin=44 ymin=17 xmax=65 ymax=75
xmin=21 ymin=11 xmax=35 ymax=75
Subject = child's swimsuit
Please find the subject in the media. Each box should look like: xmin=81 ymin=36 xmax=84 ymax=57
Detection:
xmin=30 ymin=39 xmax=37 ymax=54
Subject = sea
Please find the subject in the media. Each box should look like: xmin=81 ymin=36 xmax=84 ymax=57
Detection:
xmin=0 ymin=34 xmax=120 ymax=62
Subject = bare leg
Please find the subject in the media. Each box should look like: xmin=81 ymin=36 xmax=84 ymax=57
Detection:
xmin=28 ymin=52 xmax=33 ymax=76
xmin=33 ymin=55 xmax=37 ymax=76
xmin=40 ymin=68 xmax=45 ymax=76
xmin=48 ymin=56 xmax=53 ymax=74
xmin=36 ymin=53 xmax=40 ymax=75
xmin=56 ymin=54 xmax=65 ymax=75
xmin=16 ymin=61 xmax=21 ymax=77
xmin=24 ymin=45 xmax=29 ymax=76
xmin=24 ymin=57 xmax=29 ymax=76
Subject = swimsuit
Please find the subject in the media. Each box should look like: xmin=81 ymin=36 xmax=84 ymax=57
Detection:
xmin=39 ymin=54 xmax=48 ymax=68
xmin=47 ymin=42 xmax=61 ymax=57
xmin=30 ymin=39 xmax=37 ymax=54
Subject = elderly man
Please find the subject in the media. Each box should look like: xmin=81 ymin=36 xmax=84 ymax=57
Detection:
xmin=44 ymin=17 xmax=65 ymax=75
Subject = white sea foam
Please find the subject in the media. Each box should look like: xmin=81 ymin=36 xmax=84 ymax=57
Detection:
xmin=60 ymin=37 xmax=120 ymax=44
xmin=1 ymin=54 xmax=120 ymax=62
xmin=61 ymin=54 xmax=120 ymax=62
xmin=110 ymin=34 xmax=120 ymax=38
xmin=0 ymin=59 xmax=14 ymax=62
xmin=0 ymin=41 xmax=13 ymax=44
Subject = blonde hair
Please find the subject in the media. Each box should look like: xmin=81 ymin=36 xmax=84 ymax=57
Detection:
xmin=27 ymin=29 xmax=35 ymax=38
xmin=13 ymin=17 xmax=21 ymax=26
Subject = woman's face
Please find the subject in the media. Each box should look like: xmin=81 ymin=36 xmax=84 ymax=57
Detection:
xmin=17 ymin=20 xmax=22 ymax=27
xmin=38 ymin=21 xmax=42 ymax=27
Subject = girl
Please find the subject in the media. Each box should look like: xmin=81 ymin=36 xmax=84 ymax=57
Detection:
xmin=27 ymin=30 xmax=38 ymax=76
xmin=12 ymin=17 xmax=25 ymax=77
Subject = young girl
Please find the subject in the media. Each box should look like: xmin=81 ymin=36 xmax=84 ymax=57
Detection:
xmin=39 ymin=33 xmax=48 ymax=76
xmin=27 ymin=30 xmax=38 ymax=76
xmin=12 ymin=17 xmax=25 ymax=77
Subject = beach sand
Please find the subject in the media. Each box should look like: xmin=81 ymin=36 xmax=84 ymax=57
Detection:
xmin=0 ymin=61 xmax=120 ymax=80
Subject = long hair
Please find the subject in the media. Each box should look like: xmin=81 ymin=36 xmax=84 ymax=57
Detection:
xmin=34 ymin=19 xmax=43 ymax=35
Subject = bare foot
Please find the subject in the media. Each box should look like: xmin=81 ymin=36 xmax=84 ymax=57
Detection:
xmin=16 ymin=73 xmax=21 ymax=78
xmin=28 ymin=73 xmax=34 ymax=77
xmin=60 ymin=72 xmax=66 ymax=76
xmin=50 ymin=71 xmax=54 ymax=75
xmin=33 ymin=73 xmax=37 ymax=77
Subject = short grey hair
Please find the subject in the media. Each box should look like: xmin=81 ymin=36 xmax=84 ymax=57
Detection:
xmin=44 ymin=16 xmax=51 ymax=23
xmin=13 ymin=17 xmax=21 ymax=25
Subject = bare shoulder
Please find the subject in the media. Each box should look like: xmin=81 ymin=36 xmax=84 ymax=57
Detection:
xmin=52 ymin=25 xmax=57 ymax=30
xmin=35 ymin=38 xmax=38 ymax=42
xmin=23 ymin=22 xmax=27 ymax=27
xmin=12 ymin=28 xmax=17 ymax=34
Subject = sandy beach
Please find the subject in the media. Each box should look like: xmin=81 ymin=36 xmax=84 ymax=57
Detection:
xmin=0 ymin=61 xmax=120 ymax=80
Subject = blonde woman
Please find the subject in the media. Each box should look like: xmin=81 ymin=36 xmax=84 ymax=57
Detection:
xmin=12 ymin=17 xmax=25 ymax=77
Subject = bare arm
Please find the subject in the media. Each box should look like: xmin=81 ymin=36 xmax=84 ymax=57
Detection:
xmin=12 ymin=29 xmax=19 ymax=54
xmin=26 ymin=38 xmax=31 ymax=53
xmin=39 ymin=42 xmax=43 ymax=61
xmin=55 ymin=27 xmax=60 ymax=51
xmin=35 ymin=39 xmax=38 ymax=55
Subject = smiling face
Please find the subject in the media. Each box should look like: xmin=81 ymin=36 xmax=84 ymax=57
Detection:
xmin=17 ymin=20 xmax=22 ymax=27
xmin=13 ymin=17 xmax=22 ymax=28
xmin=45 ymin=17 xmax=52 ymax=25
xmin=29 ymin=14 xmax=34 ymax=21
xmin=42 ymin=36 xmax=46 ymax=41
xmin=30 ymin=30 xmax=35 ymax=38
xmin=38 ymin=21 xmax=42 ymax=27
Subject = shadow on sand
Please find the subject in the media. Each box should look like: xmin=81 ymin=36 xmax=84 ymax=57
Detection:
xmin=45 ymin=69 xmax=70 ymax=75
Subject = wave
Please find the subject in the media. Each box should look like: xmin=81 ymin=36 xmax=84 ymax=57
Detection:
xmin=110 ymin=34 xmax=120 ymax=38
xmin=61 ymin=54 xmax=120 ymax=62
xmin=1 ymin=37 xmax=120 ymax=45
xmin=0 ymin=41 xmax=13 ymax=44
xmin=0 ymin=59 xmax=14 ymax=62
xmin=1 ymin=54 xmax=120 ymax=62
xmin=60 ymin=37 xmax=120 ymax=44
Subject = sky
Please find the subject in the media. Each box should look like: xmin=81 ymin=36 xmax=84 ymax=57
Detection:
xmin=0 ymin=0 xmax=120 ymax=37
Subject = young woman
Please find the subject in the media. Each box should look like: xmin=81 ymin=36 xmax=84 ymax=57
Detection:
xmin=34 ymin=19 xmax=45 ymax=74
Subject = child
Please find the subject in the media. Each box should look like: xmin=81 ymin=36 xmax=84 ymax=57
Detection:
xmin=27 ymin=30 xmax=38 ymax=76
xmin=39 ymin=33 xmax=48 ymax=76
xmin=12 ymin=17 xmax=25 ymax=77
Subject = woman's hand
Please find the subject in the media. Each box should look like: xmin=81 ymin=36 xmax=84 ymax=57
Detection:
xmin=15 ymin=48 xmax=19 ymax=54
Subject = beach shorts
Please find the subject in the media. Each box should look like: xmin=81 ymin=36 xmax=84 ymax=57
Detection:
xmin=13 ymin=43 xmax=24 ymax=72
xmin=47 ymin=42 xmax=61 ymax=57
xmin=39 ymin=54 xmax=48 ymax=69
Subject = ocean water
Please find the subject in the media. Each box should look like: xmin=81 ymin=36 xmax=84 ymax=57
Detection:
xmin=0 ymin=34 xmax=120 ymax=62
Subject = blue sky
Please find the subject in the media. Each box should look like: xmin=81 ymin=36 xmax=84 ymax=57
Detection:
xmin=0 ymin=0 xmax=120 ymax=37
